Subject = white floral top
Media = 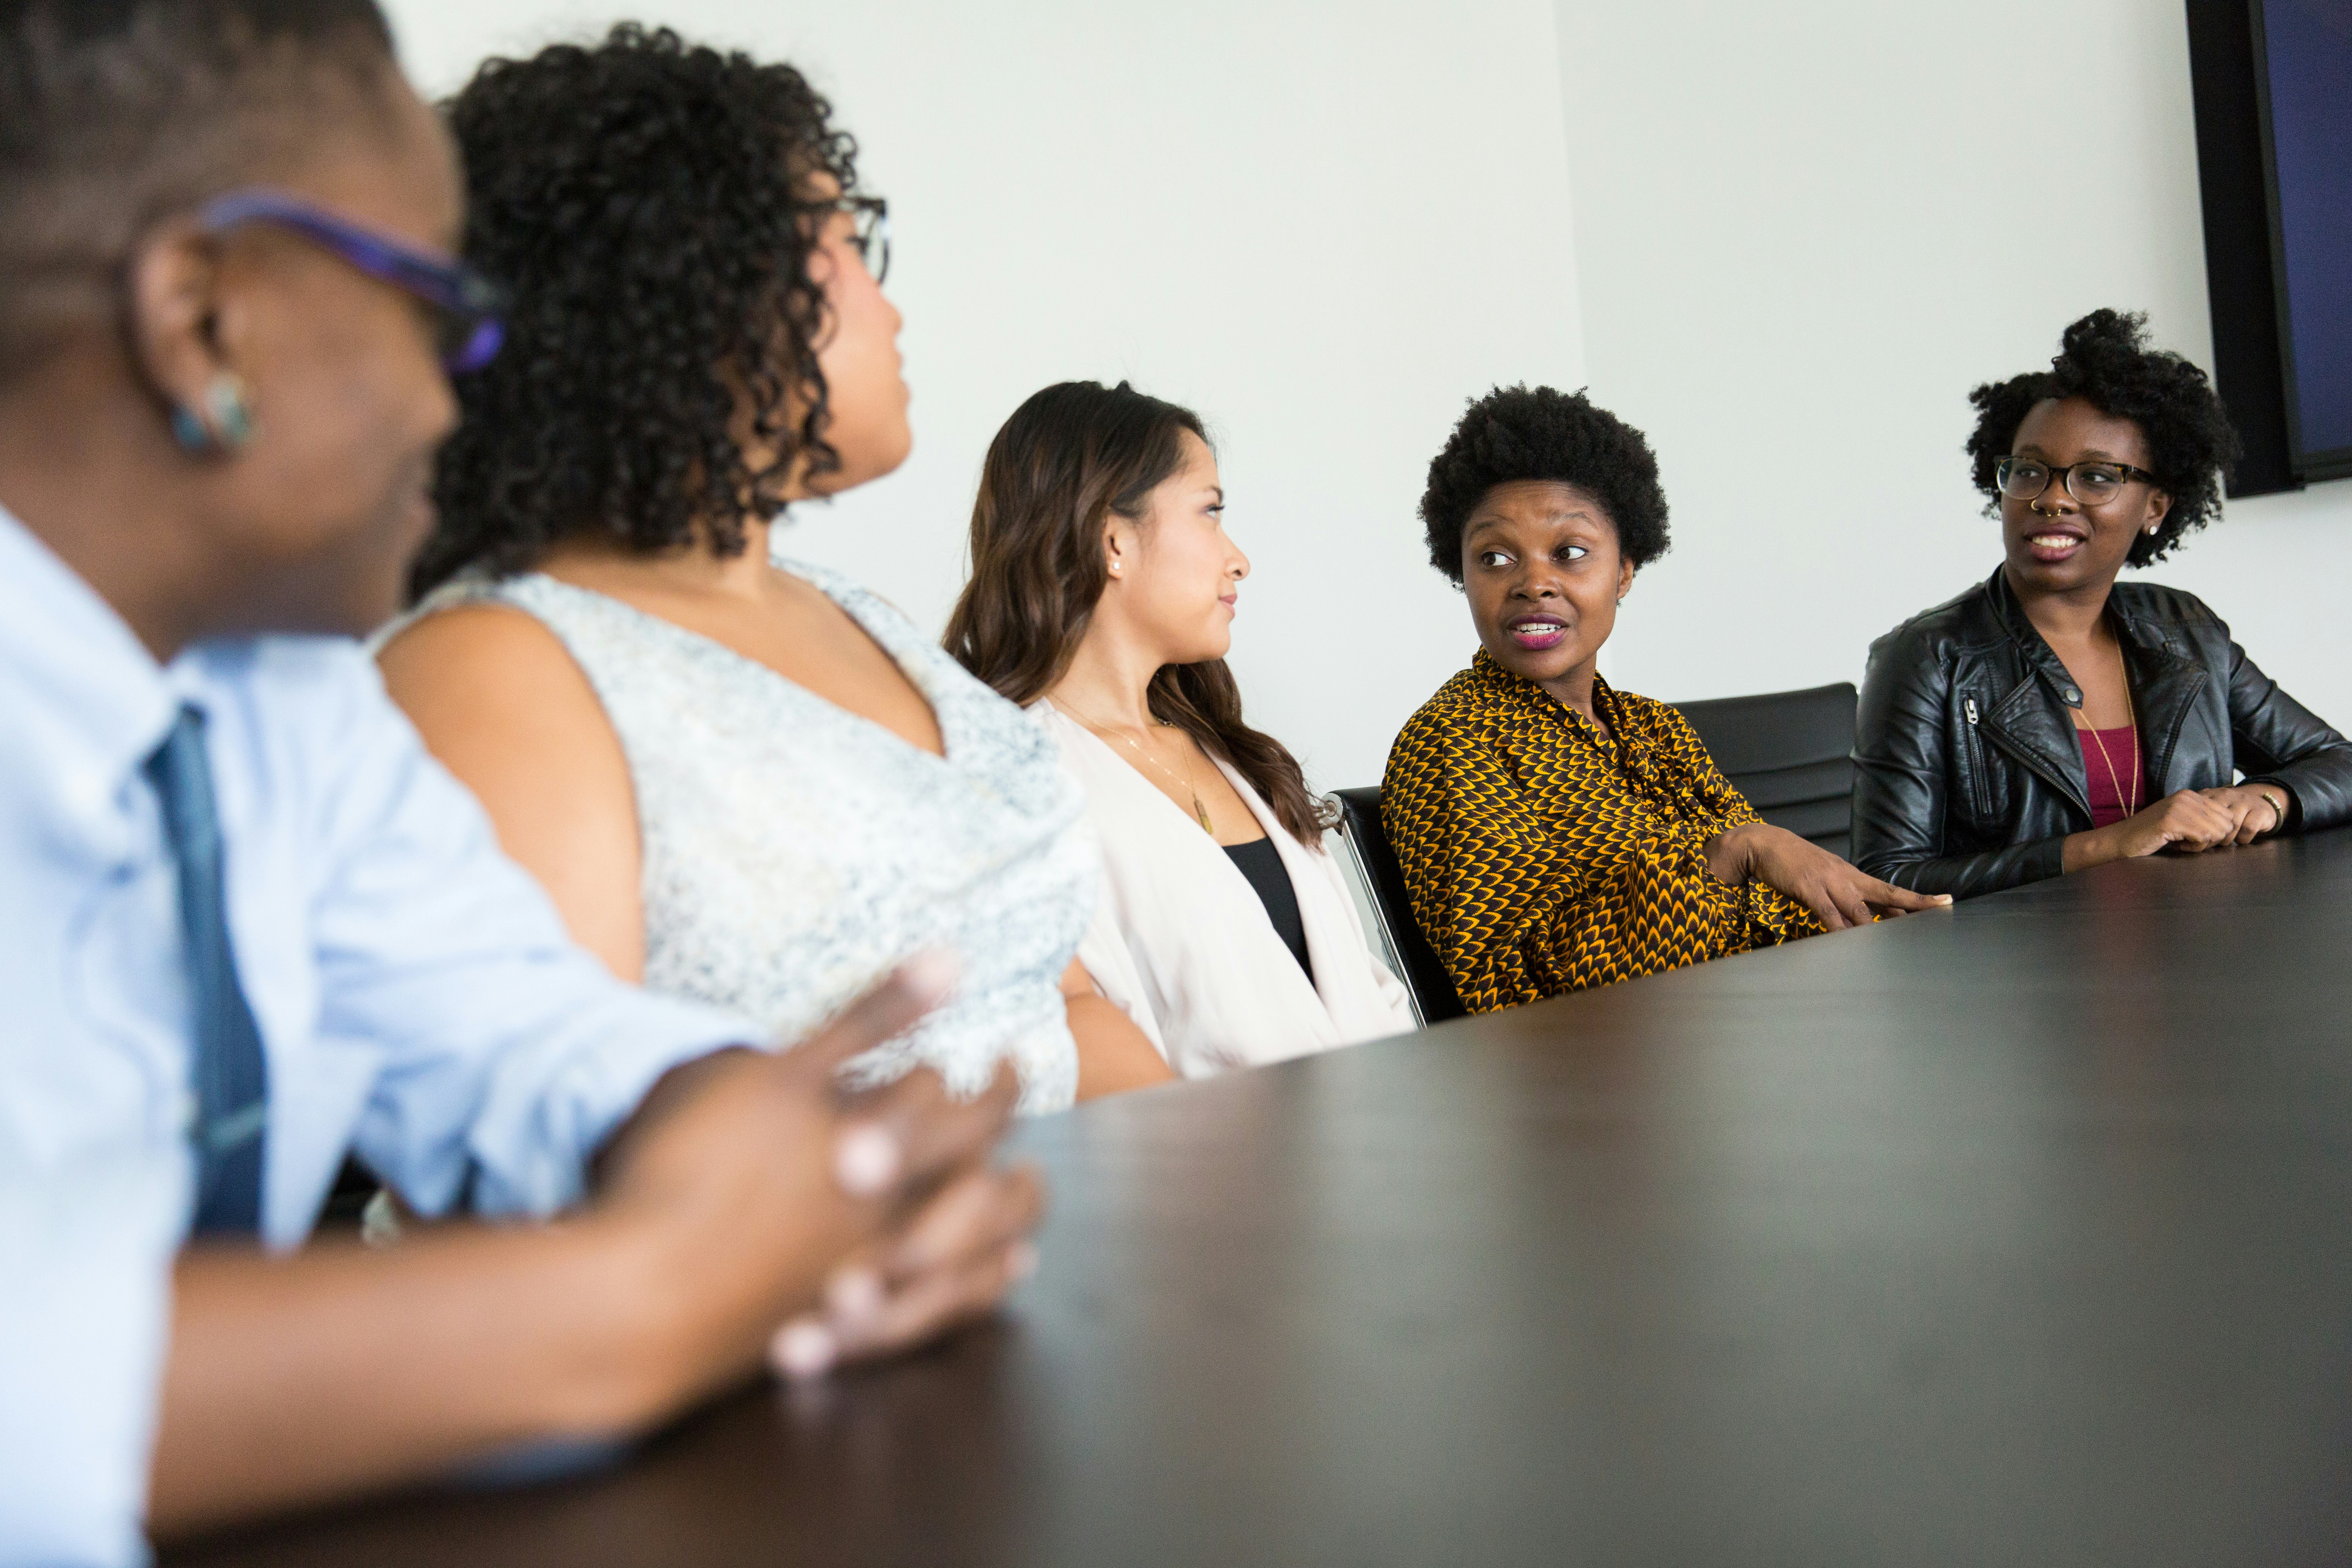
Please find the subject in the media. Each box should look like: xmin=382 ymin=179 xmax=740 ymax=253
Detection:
xmin=410 ymin=560 xmax=1095 ymax=1113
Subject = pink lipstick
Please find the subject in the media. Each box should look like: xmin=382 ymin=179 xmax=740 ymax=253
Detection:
xmin=1507 ymin=614 xmax=1567 ymax=651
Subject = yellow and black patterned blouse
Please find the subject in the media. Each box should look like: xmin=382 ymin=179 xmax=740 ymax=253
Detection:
xmin=1383 ymin=651 xmax=1824 ymax=1012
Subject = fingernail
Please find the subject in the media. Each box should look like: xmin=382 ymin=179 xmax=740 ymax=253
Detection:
xmin=1008 ymin=1241 xmax=1040 ymax=1281
xmin=897 ymin=948 xmax=962 ymax=1004
xmin=825 ymin=1266 xmax=885 ymax=1325
xmin=834 ymin=1123 xmax=902 ymax=1196
xmin=771 ymin=1317 xmax=836 ymax=1380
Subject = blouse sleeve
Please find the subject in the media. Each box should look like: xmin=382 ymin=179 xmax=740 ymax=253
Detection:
xmin=1384 ymin=706 xmax=1583 ymax=1010
xmin=1655 ymin=703 xmax=1760 ymax=831
xmin=1385 ymin=705 xmax=1813 ymax=1012
xmin=1652 ymin=704 xmax=1822 ymax=947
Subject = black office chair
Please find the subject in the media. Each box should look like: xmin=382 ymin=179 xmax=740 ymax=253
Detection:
xmin=1670 ymin=682 xmax=1858 ymax=860
xmin=1330 ymin=786 xmax=1466 ymax=1025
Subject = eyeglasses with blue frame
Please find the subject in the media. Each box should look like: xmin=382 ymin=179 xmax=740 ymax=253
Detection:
xmin=197 ymin=189 xmax=508 ymax=374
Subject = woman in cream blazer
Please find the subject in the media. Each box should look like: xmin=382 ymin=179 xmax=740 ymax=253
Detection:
xmin=1037 ymin=705 xmax=1412 ymax=1073
xmin=947 ymin=381 xmax=1415 ymax=1076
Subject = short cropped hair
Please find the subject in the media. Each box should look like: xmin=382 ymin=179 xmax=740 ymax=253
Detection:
xmin=1419 ymin=384 xmax=1672 ymax=584
xmin=1964 ymin=308 xmax=2241 ymax=567
xmin=0 ymin=0 xmax=399 ymax=379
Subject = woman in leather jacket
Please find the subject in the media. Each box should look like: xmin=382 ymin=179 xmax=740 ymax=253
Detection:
xmin=1853 ymin=310 xmax=2352 ymax=899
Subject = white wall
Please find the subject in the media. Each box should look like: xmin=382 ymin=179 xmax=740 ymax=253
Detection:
xmin=384 ymin=0 xmax=1584 ymax=793
xmin=1553 ymin=0 xmax=2352 ymax=724
xmin=382 ymin=0 xmax=2346 ymax=777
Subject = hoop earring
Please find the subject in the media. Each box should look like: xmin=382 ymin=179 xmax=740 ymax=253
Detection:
xmin=171 ymin=372 xmax=255 ymax=454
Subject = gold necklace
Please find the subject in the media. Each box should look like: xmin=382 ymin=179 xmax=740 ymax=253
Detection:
xmin=1060 ymin=701 xmax=1216 ymax=834
xmin=2077 ymin=642 xmax=2140 ymax=818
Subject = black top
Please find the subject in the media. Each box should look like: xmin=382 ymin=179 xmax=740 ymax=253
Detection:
xmin=1852 ymin=566 xmax=2352 ymax=898
xmin=172 ymin=830 xmax=2352 ymax=1568
xmin=1222 ymin=835 xmax=1311 ymax=981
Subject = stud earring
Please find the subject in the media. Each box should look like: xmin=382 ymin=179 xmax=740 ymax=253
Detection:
xmin=206 ymin=372 xmax=254 ymax=449
xmin=169 ymin=405 xmax=210 ymax=452
xmin=171 ymin=372 xmax=256 ymax=454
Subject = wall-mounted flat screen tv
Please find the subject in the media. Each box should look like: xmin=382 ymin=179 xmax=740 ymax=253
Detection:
xmin=2253 ymin=0 xmax=2352 ymax=482
xmin=2188 ymin=0 xmax=2351 ymax=492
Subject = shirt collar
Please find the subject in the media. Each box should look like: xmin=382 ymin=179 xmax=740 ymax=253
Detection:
xmin=1470 ymin=646 xmax=1526 ymax=697
xmin=0 ymin=505 xmax=183 ymax=822
xmin=1470 ymin=647 xmax=1617 ymax=708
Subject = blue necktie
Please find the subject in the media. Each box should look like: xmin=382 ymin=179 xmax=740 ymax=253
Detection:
xmin=146 ymin=704 xmax=269 ymax=1236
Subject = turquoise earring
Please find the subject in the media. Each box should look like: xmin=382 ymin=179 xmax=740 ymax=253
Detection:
xmin=171 ymin=372 xmax=255 ymax=454
xmin=206 ymin=372 xmax=254 ymax=449
xmin=169 ymin=405 xmax=209 ymax=452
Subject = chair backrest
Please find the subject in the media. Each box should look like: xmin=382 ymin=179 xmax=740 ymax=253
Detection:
xmin=1669 ymin=682 xmax=1858 ymax=859
xmin=1330 ymin=786 xmax=1466 ymax=1025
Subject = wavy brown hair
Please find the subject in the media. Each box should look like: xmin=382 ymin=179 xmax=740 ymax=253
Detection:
xmin=945 ymin=380 xmax=1332 ymax=844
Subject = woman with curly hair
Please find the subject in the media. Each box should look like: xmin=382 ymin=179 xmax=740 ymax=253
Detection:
xmin=1851 ymin=309 xmax=2352 ymax=898
xmin=1383 ymin=387 xmax=1944 ymax=1014
xmin=946 ymin=381 xmax=1415 ymax=1074
xmin=378 ymin=26 xmax=1172 ymax=1108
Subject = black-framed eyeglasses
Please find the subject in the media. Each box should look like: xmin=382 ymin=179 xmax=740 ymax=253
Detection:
xmin=825 ymin=195 xmax=891 ymax=286
xmin=1995 ymin=455 xmax=2160 ymax=508
xmin=197 ymin=188 xmax=508 ymax=374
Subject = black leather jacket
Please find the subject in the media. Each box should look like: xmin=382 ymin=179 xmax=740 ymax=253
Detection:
xmin=1852 ymin=568 xmax=2352 ymax=898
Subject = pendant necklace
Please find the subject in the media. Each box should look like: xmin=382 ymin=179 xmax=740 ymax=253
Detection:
xmin=2078 ymin=642 xmax=2141 ymax=817
xmin=1060 ymin=701 xmax=1216 ymax=835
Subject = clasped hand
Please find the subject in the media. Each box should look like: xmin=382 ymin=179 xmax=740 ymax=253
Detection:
xmin=599 ymin=953 xmax=1045 ymax=1401
xmin=2096 ymin=784 xmax=2285 ymax=859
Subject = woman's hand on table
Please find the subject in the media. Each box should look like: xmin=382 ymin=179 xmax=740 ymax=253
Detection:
xmin=1706 ymin=821 xmax=1952 ymax=931
xmin=2198 ymin=784 xmax=2292 ymax=847
xmin=2062 ymin=788 xmax=2261 ymax=871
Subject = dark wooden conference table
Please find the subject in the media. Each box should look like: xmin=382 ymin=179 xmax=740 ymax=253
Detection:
xmin=173 ymin=831 xmax=2352 ymax=1567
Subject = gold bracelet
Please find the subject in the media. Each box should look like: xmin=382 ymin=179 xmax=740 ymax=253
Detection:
xmin=2262 ymin=790 xmax=2287 ymax=833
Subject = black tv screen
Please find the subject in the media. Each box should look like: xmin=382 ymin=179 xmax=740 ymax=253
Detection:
xmin=2256 ymin=0 xmax=2352 ymax=480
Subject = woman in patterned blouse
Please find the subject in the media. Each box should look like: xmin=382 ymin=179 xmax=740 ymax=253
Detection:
xmin=1383 ymin=387 xmax=1947 ymax=1013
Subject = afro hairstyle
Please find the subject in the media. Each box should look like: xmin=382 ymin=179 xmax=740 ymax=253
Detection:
xmin=1963 ymin=308 xmax=2241 ymax=567
xmin=1419 ymin=384 xmax=1670 ymax=584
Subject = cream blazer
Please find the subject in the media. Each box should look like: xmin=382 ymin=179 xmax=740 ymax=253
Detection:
xmin=1038 ymin=704 xmax=1417 ymax=1077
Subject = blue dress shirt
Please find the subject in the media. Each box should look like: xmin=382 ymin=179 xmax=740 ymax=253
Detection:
xmin=0 ymin=508 xmax=759 ymax=1566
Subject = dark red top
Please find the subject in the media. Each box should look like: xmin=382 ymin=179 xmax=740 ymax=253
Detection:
xmin=2076 ymin=725 xmax=2145 ymax=828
